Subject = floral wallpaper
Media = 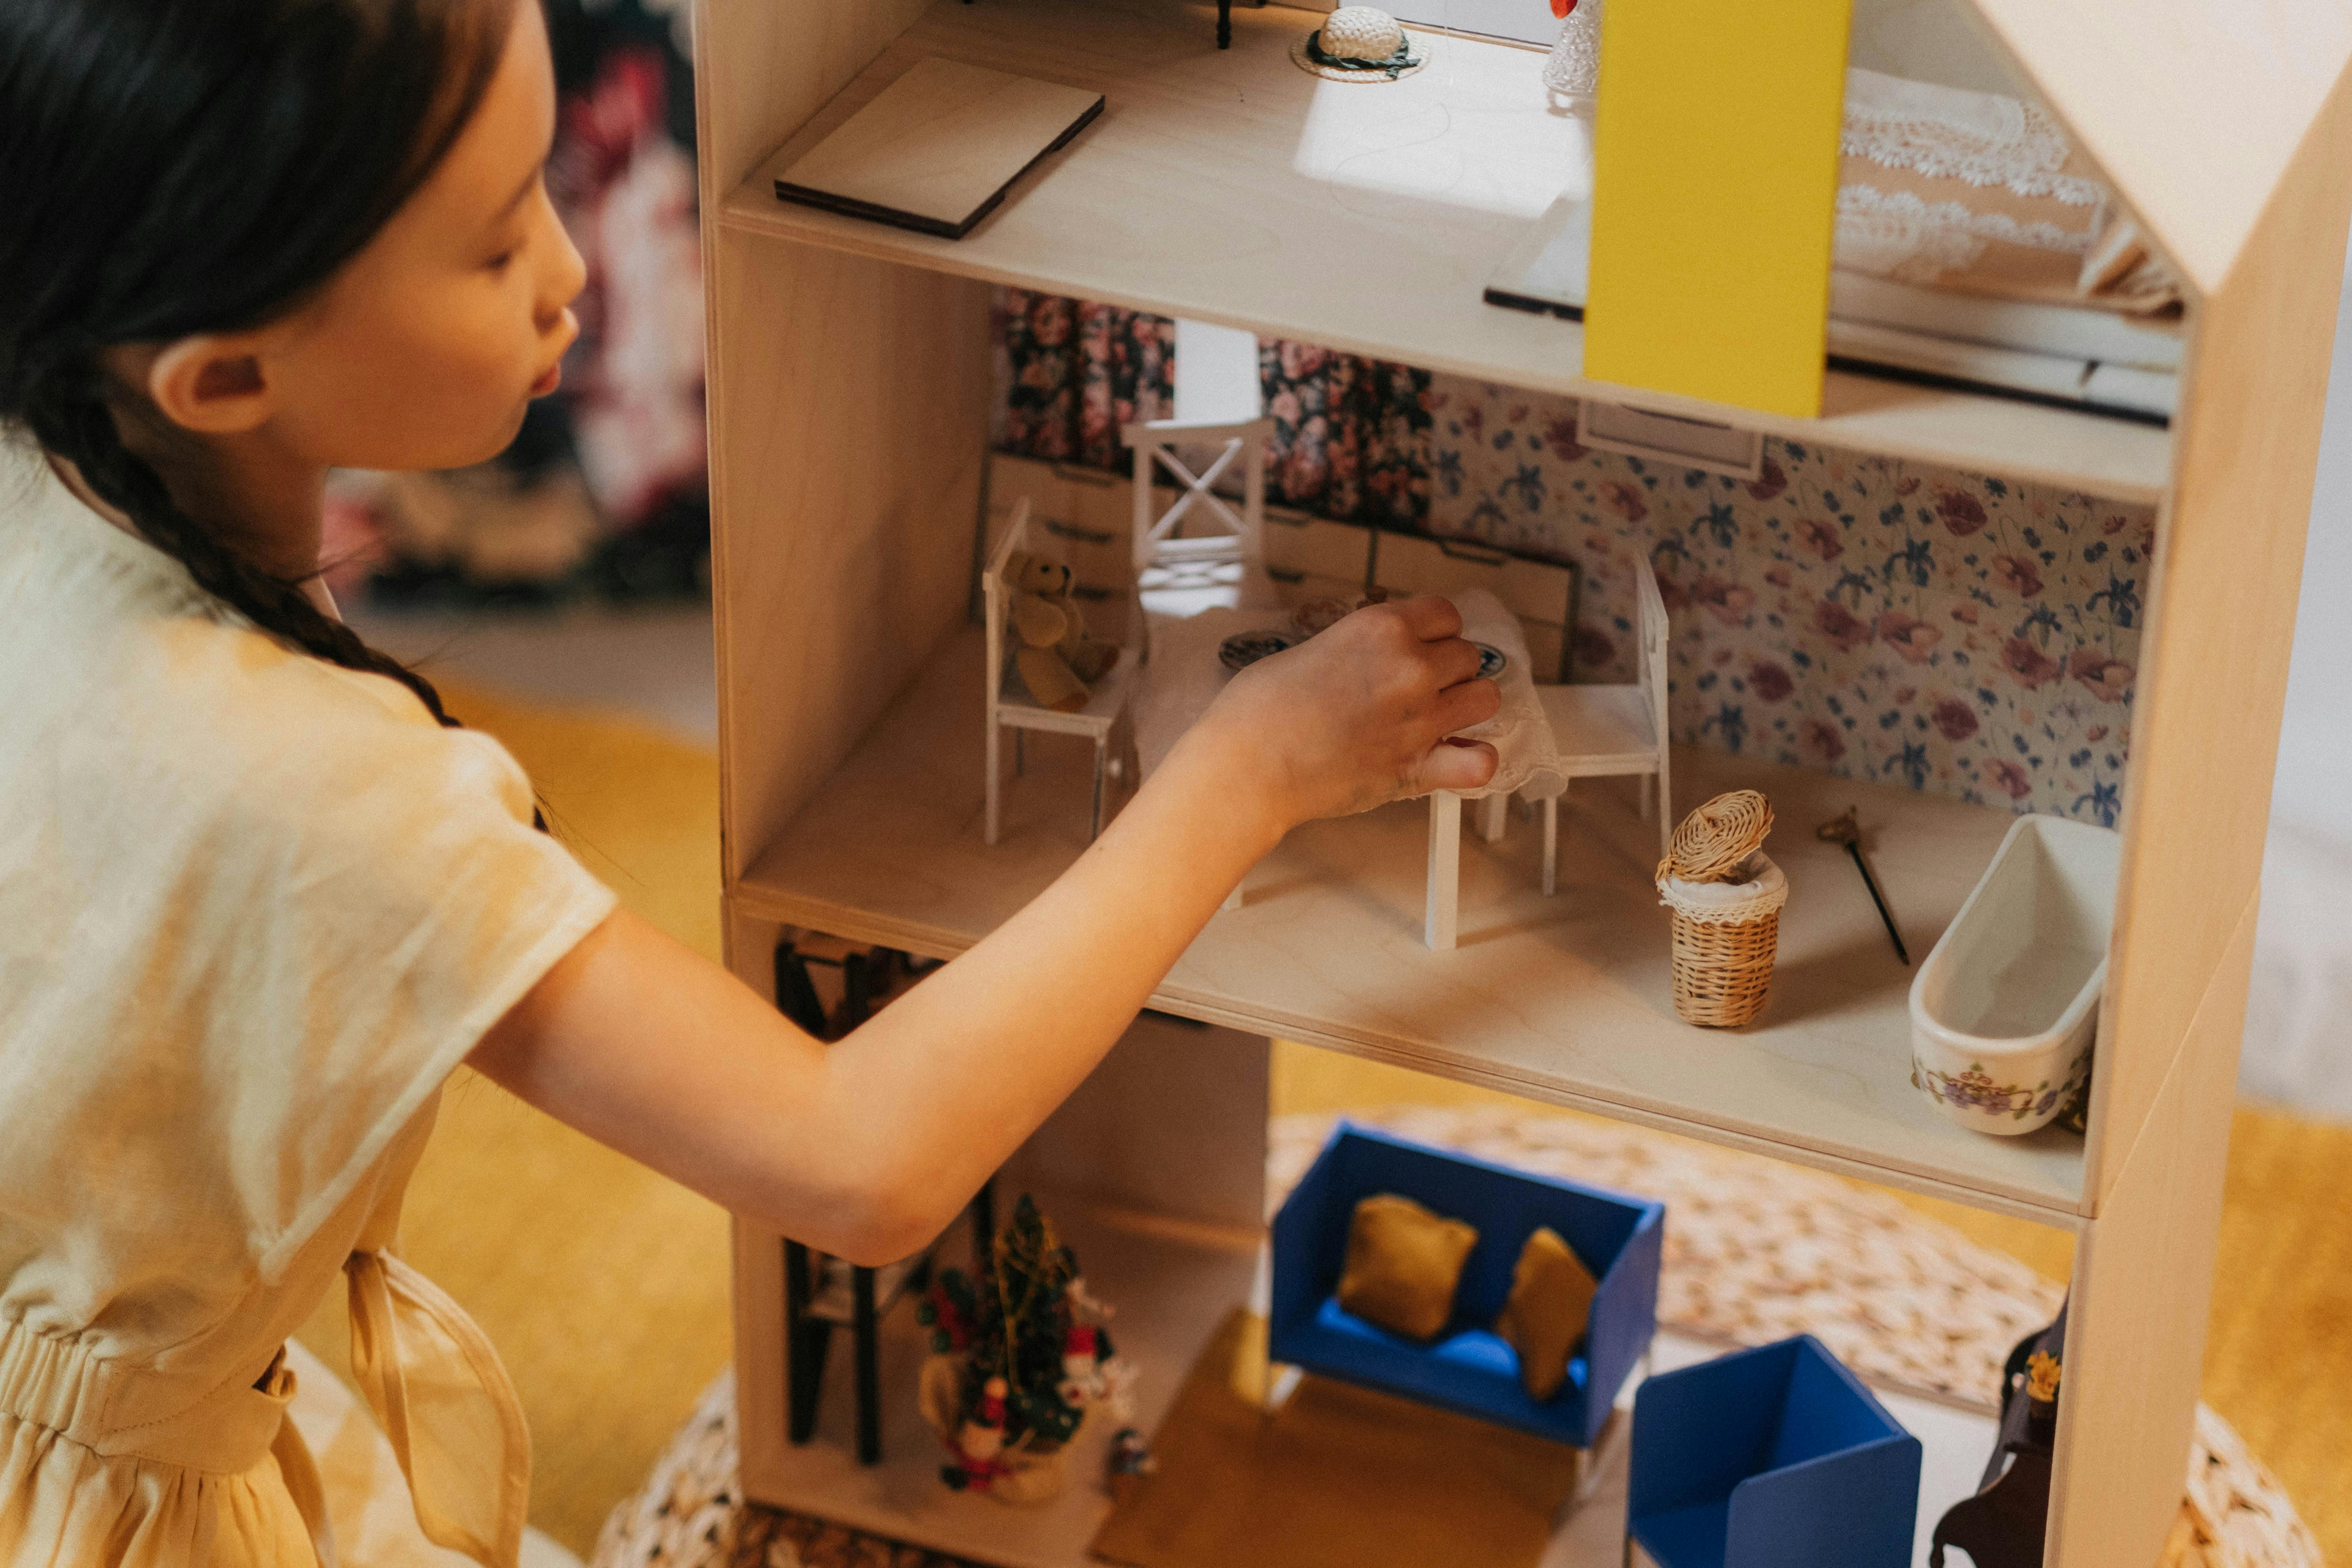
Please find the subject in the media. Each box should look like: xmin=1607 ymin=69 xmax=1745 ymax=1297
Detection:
xmin=1425 ymin=381 xmax=2148 ymax=825
xmin=993 ymin=311 xmax=2153 ymax=828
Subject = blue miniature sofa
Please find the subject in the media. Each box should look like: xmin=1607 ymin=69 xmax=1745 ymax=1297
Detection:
xmin=1268 ymin=1122 xmax=1663 ymax=1448
xmin=1628 ymin=1334 xmax=1921 ymax=1568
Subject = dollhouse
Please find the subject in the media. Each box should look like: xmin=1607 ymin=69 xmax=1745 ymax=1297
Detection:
xmin=689 ymin=0 xmax=2352 ymax=1564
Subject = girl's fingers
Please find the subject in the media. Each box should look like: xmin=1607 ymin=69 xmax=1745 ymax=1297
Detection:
xmin=1422 ymin=635 xmax=1483 ymax=690
xmin=1411 ymin=739 xmax=1500 ymax=795
xmin=1384 ymin=595 xmax=1466 ymax=643
xmin=1432 ymin=675 xmax=1502 ymax=734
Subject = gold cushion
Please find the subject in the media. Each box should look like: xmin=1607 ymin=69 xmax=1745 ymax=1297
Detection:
xmin=1493 ymin=1227 xmax=1598 ymax=1402
xmin=1334 ymin=1194 xmax=1480 ymax=1343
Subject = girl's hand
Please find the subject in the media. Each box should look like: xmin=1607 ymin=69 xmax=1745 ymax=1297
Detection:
xmin=1177 ymin=597 xmax=1502 ymax=837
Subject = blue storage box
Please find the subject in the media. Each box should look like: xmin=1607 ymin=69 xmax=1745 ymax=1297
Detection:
xmin=1628 ymin=1334 xmax=1921 ymax=1568
xmin=1268 ymin=1121 xmax=1663 ymax=1447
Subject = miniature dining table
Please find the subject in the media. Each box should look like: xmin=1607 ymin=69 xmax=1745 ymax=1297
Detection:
xmin=1132 ymin=588 xmax=1569 ymax=948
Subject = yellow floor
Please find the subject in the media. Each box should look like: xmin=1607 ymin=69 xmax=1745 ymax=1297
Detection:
xmin=307 ymin=679 xmax=2352 ymax=1560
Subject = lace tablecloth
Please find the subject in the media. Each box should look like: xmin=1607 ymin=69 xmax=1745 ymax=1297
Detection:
xmin=1132 ymin=588 xmax=1568 ymax=801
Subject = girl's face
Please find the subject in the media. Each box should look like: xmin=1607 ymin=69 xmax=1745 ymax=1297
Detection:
xmin=146 ymin=0 xmax=586 ymax=473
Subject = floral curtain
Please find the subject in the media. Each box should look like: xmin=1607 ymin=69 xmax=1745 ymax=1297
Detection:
xmin=993 ymin=290 xmax=1431 ymax=531
xmin=994 ymin=291 xmax=1174 ymax=470
xmin=1260 ymin=340 xmax=1430 ymax=530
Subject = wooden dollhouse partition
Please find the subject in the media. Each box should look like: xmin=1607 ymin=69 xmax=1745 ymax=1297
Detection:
xmin=692 ymin=2 xmax=2352 ymax=1564
xmin=2028 ymin=60 xmax=2352 ymax=1568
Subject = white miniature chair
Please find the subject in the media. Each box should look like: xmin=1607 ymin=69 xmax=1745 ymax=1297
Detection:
xmin=982 ymin=498 xmax=1139 ymax=845
xmin=1535 ymin=556 xmax=1672 ymax=895
xmin=1122 ymin=319 xmax=1275 ymax=621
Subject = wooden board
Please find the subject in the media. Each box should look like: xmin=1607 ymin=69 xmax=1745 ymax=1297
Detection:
xmin=1003 ymin=1011 xmax=1272 ymax=1235
xmin=2049 ymin=893 xmax=2256 ymax=1567
xmin=715 ymin=0 xmax=2175 ymax=503
xmin=2086 ymin=64 xmax=2352 ymax=1203
xmin=1584 ymin=0 xmax=1854 ymax=418
xmin=694 ymin=0 xmax=930 ymax=208
xmin=730 ymin=626 xmax=2090 ymax=1220
xmin=775 ymin=58 xmax=1105 ymax=239
xmin=1970 ymin=0 xmax=2352 ymax=299
xmin=702 ymin=235 xmax=993 ymax=886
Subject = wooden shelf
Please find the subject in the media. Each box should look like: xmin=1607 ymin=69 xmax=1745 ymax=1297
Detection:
xmin=715 ymin=0 xmax=2173 ymax=503
xmin=732 ymin=627 xmax=2090 ymax=1222
xmin=749 ymin=1195 xmax=1998 ymax=1568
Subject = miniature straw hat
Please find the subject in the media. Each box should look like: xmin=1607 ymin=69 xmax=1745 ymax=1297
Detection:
xmin=1290 ymin=6 xmax=1427 ymax=81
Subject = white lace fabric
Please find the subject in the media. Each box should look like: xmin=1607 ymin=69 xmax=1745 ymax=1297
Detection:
xmin=1835 ymin=185 xmax=2092 ymax=284
xmin=1830 ymin=66 xmax=2182 ymax=308
xmin=1841 ymin=67 xmax=2106 ymax=208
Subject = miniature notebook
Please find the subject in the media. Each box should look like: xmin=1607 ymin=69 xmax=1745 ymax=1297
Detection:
xmin=774 ymin=57 xmax=1104 ymax=240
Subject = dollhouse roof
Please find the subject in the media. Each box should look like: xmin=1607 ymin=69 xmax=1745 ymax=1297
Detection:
xmin=1968 ymin=0 xmax=2352 ymax=297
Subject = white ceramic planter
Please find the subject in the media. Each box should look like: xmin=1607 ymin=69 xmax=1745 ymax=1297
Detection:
xmin=1908 ymin=814 xmax=2122 ymax=1135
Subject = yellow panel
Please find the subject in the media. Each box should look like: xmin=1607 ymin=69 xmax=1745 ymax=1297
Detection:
xmin=1584 ymin=0 xmax=1854 ymax=418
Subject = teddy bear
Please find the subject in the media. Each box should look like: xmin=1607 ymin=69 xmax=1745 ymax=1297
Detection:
xmin=1001 ymin=547 xmax=1120 ymax=712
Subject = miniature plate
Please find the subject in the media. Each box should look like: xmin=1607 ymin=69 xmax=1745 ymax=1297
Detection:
xmin=1473 ymin=642 xmax=1508 ymax=679
xmin=1220 ymin=629 xmax=1300 ymax=672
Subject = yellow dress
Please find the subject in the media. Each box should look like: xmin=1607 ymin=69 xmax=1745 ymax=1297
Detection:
xmin=0 ymin=439 xmax=619 ymax=1566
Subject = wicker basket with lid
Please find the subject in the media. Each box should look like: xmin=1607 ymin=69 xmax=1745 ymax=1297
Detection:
xmin=1655 ymin=791 xmax=1786 ymax=1028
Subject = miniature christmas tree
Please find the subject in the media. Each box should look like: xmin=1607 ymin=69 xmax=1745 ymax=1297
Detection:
xmin=918 ymin=1194 xmax=1128 ymax=1494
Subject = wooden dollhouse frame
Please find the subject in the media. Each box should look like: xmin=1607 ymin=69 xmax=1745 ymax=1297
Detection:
xmin=689 ymin=2 xmax=2352 ymax=1564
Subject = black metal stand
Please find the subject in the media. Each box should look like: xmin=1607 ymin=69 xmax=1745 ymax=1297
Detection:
xmin=783 ymin=1240 xmax=824 ymax=1444
xmin=1930 ymin=1301 xmax=2067 ymax=1566
xmin=1217 ymin=0 xmax=1232 ymax=47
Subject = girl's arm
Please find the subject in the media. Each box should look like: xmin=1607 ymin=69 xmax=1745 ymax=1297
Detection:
xmin=466 ymin=598 xmax=1499 ymax=1264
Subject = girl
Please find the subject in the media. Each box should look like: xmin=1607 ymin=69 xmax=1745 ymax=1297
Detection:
xmin=0 ymin=2 xmax=1501 ymax=1565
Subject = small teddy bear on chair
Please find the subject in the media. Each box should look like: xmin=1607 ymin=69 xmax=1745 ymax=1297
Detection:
xmin=1003 ymin=547 xmax=1120 ymax=712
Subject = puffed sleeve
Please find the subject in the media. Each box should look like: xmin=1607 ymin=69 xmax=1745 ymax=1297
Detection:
xmin=34 ymin=626 xmax=620 ymax=1287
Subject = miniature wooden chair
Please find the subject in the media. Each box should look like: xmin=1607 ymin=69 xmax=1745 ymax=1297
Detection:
xmin=1123 ymin=320 xmax=1275 ymax=622
xmin=983 ymin=497 xmax=1139 ymax=845
xmin=1535 ymin=555 xmax=1672 ymax=896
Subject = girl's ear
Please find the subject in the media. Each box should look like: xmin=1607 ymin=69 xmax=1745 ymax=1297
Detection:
xmin=127 ymin=334 xmax=279 ymax=435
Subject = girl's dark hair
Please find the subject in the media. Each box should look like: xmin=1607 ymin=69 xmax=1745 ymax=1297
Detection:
xmin=0 ymin=0 xmax=517 ymax=727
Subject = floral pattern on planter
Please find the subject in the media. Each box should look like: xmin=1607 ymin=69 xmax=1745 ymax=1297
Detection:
xmin=1422 ymin=376 xmax=2151 ymax=827
xmin=1913 ymin=1049 xmax=2091 ymax=1125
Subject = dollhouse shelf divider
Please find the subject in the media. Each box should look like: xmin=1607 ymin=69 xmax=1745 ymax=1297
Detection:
xmin=696 ymin=2 xmax=2352 ymax=1564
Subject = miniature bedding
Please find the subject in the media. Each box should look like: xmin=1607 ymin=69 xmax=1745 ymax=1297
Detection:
xmin=1131 ymin=588 xmax=1565 ymax=801
xmin=1835 ymin=66 xmax=2179 ymax=318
